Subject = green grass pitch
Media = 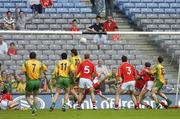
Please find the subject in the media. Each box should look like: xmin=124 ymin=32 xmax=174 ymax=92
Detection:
xmin=0 ymin=109 xmax=180 ymax=119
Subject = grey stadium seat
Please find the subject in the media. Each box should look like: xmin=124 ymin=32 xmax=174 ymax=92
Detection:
xmin=37 ymin=45 xmax=49 ymax=50
xmin=50 ymin=45 xmax=62 ymax=50
xmin=74 ymin=45 xmax=86 ymax=50
xmin=10 ymin=55 xmax=22 ymax=60
xmin=62 ymin=45 xmax=74 ymax=50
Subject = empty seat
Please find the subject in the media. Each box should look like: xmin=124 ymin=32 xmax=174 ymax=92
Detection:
xmin=99 ymin=54 xmax=111 ymax=60
xmin=42 ymin=40 xmax=54 ymax=45
xmin=87 ymin=45 xmax=98 ymax=50
xmin=56 ymin=19 xmax=68 ymax=24
xmin=37 ymin=45 xmax=49 ymax=50
xmin=38 ymin=24 xmax=49 ymax=29
xmin=44 ymin=19 xmax=56 ymax=24
xmin=100 ymin=45 xmax=111 ymax=50
xmin=25 ymin=45 xmax=37 ymax=50
xmin=62 ymin=14 xmax=74 ymax=18
xmin=105 ymin=60 xmax=116 ymax=65
xmin=105 ymin=50 xmax=117 ymax=55
xmin=11 ymin=55 xmax=22 ymax=60
xmin=165 ymin=8 xmax=176 ymax=14
xmin=50 ymin=45 xmax=61 ymax=50
xmin=153 ymin=19 xmax=164 ymax=24
xmin=26 ymin=24 xmax=37 ymax=29
xmin=74 ymin=45 xmax=86 ymax=50
xmin=63 ymin=3 xmax=74 ymax=7
xmin=37 ymin=35 xmax=49 ymax=40
xmin=25 ymin=35 xmax=36 ymax=40
xmin=17 ymin=50 xmax=29 ymax=55
xmin=80 ymin=8 xmax=92 ymax=13
xmin=153 ymin=8 xmax=164 ymax=14
xmin=30 ymin=40 xmax=42 ymax=45
xmin=50 ymin=14 xmax=61 ymax=18
xmin=38 ymin=55 xmax=48 ymax=60
xmin=92 ymin=50 xmax=104 ymax=55
xmin=146 ymin=3 xmax=158 ymax=8
xmin=50 ymin=24 xmax=61 ymax=30
xmin=159 ymin=24 xmax=170 ymax=30
xmin=62 ymin=45 xmax=74 ymax=50
xmin=146 ymin=14 xmax=158 ymax=19
xmin=159 ymin=3 xmax=169 ymax=8
xmin=57 ymin=8 xmax=68 ymax=13
xmin=45 ymin=8 xmax=56 ymax=13
xmin=18 ymin=40 xmax=29 ymax=45
xmin=49 ymin=55 xmax=60 ymax=60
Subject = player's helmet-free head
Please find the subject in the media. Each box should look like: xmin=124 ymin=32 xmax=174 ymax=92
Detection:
xmin=121 ymin=55 xmax=128 ymax=62
xmin=29 ymin=52 xmax=36 ymax=59
xmin=84 ymin=53 xmax=90 ymax=59
xmin=71 ymin=48 xmax=78 ymax=56
xmin=145 ymin=62 xmax=151 ymax=67
xmin=61 ymin=52 xmax=67 ymax=59
xmin=158 ymin=56 xmax=164 ymax=63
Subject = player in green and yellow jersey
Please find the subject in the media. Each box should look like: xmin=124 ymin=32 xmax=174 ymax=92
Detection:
xmin=147 ymin=56 xmax=172 ymax=109
xmin=21 ymin=52 xmax=47 ymax=115
xmin=50 ymin=53 xmax=71 ymax=112
xmin=103 ymin=67 xmax=119 ymax=93
xmin=69 ymin=49 xmax=82 ymax=102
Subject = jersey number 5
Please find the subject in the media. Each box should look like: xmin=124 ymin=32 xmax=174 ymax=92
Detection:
xmin=84 ymin=66 xmax=90 ymax=74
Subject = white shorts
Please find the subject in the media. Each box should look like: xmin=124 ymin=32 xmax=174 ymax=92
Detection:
xmin=146 ymin=81 xmax=154 ymax=91
xmin=79 ymin=78 xmax=93 ymax=89
xmin=120 ymin=81 xmax=135 ymax=91
xmin=0 ymin=100 xmax=8 ymax=109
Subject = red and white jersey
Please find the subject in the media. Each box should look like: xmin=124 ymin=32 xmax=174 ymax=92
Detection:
xmin=118 ymin=62 xmax=137 ymax=83
xmin=77 ymin=60 xmax=97 ymax=80
xmin=0 ymin=93 xmax=13 ymax=103
xmin=139 ymin=68 xmax=154 ymax=82
xmin=93 ymin=77 xmax=100 ymax=89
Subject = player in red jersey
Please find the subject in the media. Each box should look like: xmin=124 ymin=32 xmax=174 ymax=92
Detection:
xmin=114 ymin=55 xmax=138 ymax=109
xmin=0 ymin=89 xmax=19 ymax=109
xmin=137 ymin=62 xmax=154 ymax=108
xmin=74 ymin=54 xmax=97 ymax=110
xmin=81 ymin=77 xmax=111 ymax=103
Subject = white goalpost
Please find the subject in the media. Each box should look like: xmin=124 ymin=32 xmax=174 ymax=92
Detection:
xmin=0 ymin=30 xmax=179 ymax=106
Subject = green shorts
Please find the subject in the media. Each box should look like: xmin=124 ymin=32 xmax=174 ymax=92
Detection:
xmin=153 ymin=80 xmax=164 ymax=91
xmin=56 ymin=77 xmax=70 ymax=89
xmin=26 ymin=79 xmax=40 ymax=92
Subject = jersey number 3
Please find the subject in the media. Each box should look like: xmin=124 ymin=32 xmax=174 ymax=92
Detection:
xmin=126 ymin=67 xmax=131 ymax=75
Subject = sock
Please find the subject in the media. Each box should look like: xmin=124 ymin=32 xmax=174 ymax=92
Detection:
xmin=92 ymin=101 xmax=96 ymax=107
xmin=143 ymin=103 xmax=149 ymax=107
xmin=51 ymin=102 xmax=55 ymax=107
xmin=30 ymin=105 xmax=34 ymax=110
xmin=155 ymin=102 xmax=160 ymax=107
xmin=115 ymin=104 xmax=119 ymax=108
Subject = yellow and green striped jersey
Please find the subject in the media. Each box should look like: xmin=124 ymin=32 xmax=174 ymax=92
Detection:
xmin=54 ymin=59 xmax=70 ymax=78
xmin=152 ymin=63 xmax=165 ymax=84
xmin=21 ymin=59 xmax=47 ymax=80
xmin=69 ymin=55 xmax=82 ymax=72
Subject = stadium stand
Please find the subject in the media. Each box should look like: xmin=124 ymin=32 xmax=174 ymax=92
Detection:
xmin=0 ymin=0 xmax=179 ymax=94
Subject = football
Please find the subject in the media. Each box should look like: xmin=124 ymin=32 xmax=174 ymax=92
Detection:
xmin=80 ymin=37 xmax=87 ymax=44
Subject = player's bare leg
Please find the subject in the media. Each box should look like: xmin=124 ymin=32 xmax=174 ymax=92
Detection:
xmin=33 ymin=91 xmax=38 ymax=110
xmin=50 ymin=88 xmax=61 ymax=111
xmin=62 ymin=87 xmax=70 ymax=111
xmin=89 ymin=87 xmax=96 ymax=110
xmin=158 ymin=91 xmax=172 ymax=108
xmin=25 ymin=92 xmax=36 ymax=115
xmin=114 ymin=88 xmax=123 ymax=110
xmin=151 ymin=88 xmax=161 ymax=109
xmin=77 ymin=88 xmax=84 ymax=110
xmin=137 ymin=89 xmax=148 ymax=108
xmin=70 ymin=87 xmax=78 ymax=102
xmin=130 ymin=91 xmax=138 ymax=109
xmin=8 ymin=101 xmax=19 ymax=109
